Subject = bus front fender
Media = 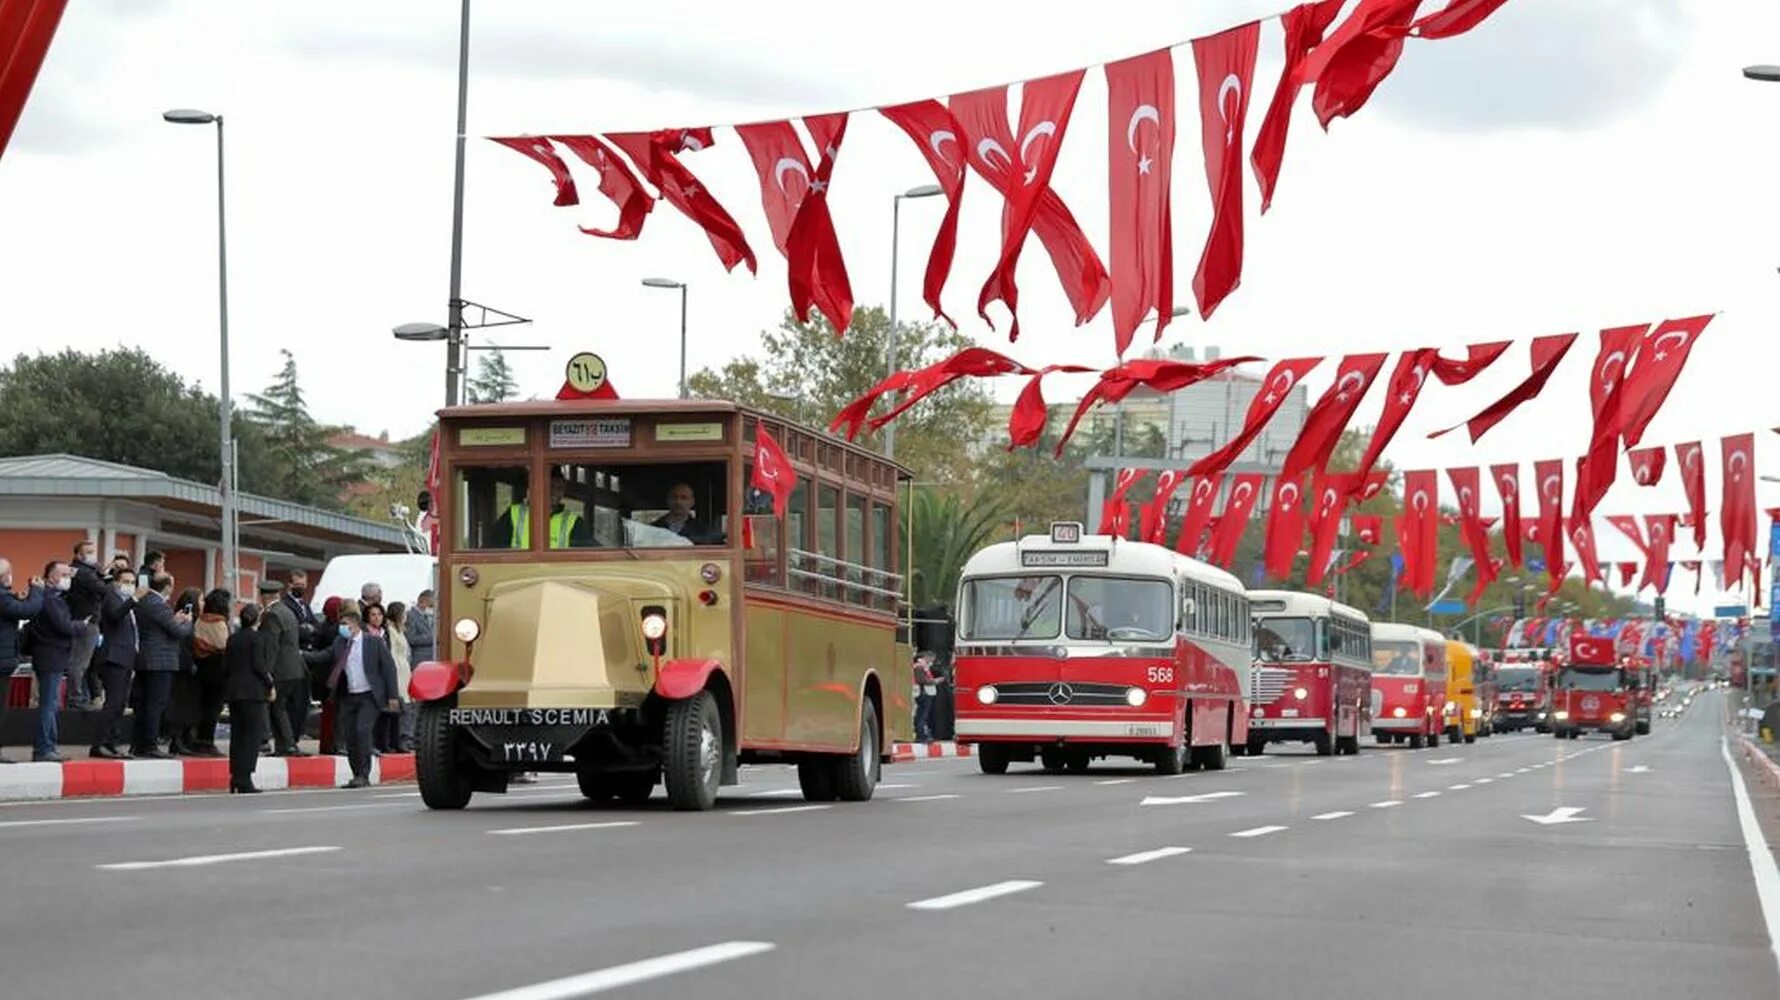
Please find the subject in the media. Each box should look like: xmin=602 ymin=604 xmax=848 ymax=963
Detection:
xmin=410 ymin=661 xmax=467 ymax=703
xmin=655 ymin=659 xmax=725 ymax=701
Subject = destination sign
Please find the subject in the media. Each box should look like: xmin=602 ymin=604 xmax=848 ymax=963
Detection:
xmin=550 ymin=418 xmax=631 ymax=449
xmin=1020 ymin=550 xmax=1109 ymax=568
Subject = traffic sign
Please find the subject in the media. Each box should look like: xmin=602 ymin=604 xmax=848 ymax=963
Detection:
xmin=1714 ymin=604 xmax=1748 ymax=619
xmin=1428 ymin=599 xmax=1466 ymax=615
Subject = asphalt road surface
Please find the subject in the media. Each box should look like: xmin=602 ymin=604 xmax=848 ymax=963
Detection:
xmin=1 ymin=689 xmax=1776 ymax=1000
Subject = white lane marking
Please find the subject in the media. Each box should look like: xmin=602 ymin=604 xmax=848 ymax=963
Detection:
xmin=486 ymin=821 xmax=640 ymax=837
xmin=1311 ymin=811 xmax=1353 ymax=820
xmin=897 ymin=794 xmax=962 ymax=803
xmin=1514 ymin=768 xmax=1530 ymax=773
xmin=374 ymin=791 xmax=424 ymax=799
xmin=1264 ymin=763 xmax=1290 ymax=769
xmin=260 ymin=803 xmax=409 ymax=815
xmin=1413 ymin=791 xmax=1442 ymax=799
xmin=1141 ymin=790 xmax=1245 ymax=807
xmin=1722 ymin=739 xmax=1780 ymax=979
xmin=1522 ymin=807 xmax=1591 ymax=825
xmin=1449 ymin=784 xmax=1472 ymax=790
xmin=1302 ymin=760 xmax=1323 ymax=766
xmin=728 ymin=804 xmax=832 ymax=817
xmin=1475 ymin=778 xmax=1494 ymax=784
xmin=1107 ymin=846 xmax=1193 ymax=866
xmin=1428 ymin=757 xmax=1462 ymax=765
xmin=98 ymin=845 xmax=340 ymax=871
xmin=908 ymin=880 xmax=1042 ymax=911
xmin=457 ymin=941 xmax=776 ymax=999
xmin=1500 ymin=772 xmax=1517 ymax=778
xmin=1094 ymin=779 xmax=1137 ymax=786
xmin=0 ymin=816 xmax=139 ymax=830
xmin=1230 ymin=825 xmax=1288 ymax=838
xmin=1006 ymin=786 xmax=1063 ymax=794
xmin=1627 ymin=765 xmax=1652 ymax=773
xmin=1370 ymin=800 xmax=1402 ymax=808
xmin=876 ymin=784 xmax=917 ymax=790
xmin=743 ymin=789 xmax=804 ymax=798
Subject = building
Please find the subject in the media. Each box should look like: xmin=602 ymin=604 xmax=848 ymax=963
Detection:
xmin=0 ymin=454 xmax=412 ymax=596
xmin=328 ymin=428 xmax=408 ymax=470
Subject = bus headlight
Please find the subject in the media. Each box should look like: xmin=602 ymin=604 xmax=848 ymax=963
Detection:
xmin=1469 ymin=708 xmax=1482 ymax=719
xmin=640 ymin=613 xmax=668 ymax=641
xmin=976 ymin=685 xmax=999 ymax=706
xmin=1445 ymin=700 xmax=1457 ymax=712
xmin=453 ymin=618 xmax=481 ymax=643
xmin=1553 ymin=710 xmax=1570 ymax=721
xmin=1125 ymin=687 xmax=1148 ymax=708
xmin=1392 ymin=707 xmax=1407 ymax=718
xmin=639 ymin=607 xmax=668 ymax=657
xmin=1294 ymin=687 xmax=1309 ymax=700
xmin=1609 ymin=712 xmax=1626 ymax=723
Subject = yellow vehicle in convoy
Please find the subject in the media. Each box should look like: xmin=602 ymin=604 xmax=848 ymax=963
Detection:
xmin=409 ymin=396 xmax=912 ymax=811
xmin=1443 ymin=639 xmax=1484 ymax=744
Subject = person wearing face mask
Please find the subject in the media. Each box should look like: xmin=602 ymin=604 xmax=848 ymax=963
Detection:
xmin=91 ymin=569 xmax=142 ymax=759
xmin=28 ymin=562 xmax=84 ymax=762
xmin=327 ymin=610 xmax=399 ymax=789
xmin=129 ymin=573 xmax=193 ymax=759
xmin=404 ymin=589 xmax=437 ymax=666
xmin=65 ymin=540 xmax=107 ymax=711
xmin=257 ymin=580 xmax=312 ymax=757
xmin=0 ymin=559 xmax=46 ymax=764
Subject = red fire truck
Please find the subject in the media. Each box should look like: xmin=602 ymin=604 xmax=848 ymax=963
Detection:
xmin=1369 ymin=623 xmax=1448 ymax=748
xmin=1487 ymin=648 xmax=1556 ymax=732
xmin=1552 ymin=634 xmax=1636 ymax=741
xmin=951 ymin=523 xmax=1253 ymax=775
xmin=1623 ymin=653 xmax=1654 ymax=735
xmin=1247 ymin=591 xmax=1373 ymax=756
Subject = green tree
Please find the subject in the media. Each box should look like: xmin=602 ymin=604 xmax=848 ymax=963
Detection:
xmin=907 ymin=487 xmax=1014 ymax=608
xmin=687 ymin=306 xmax=992 ymax=486
xmin=245 ymin=350 xmax=369 ymax=509
xmin=468 ymin=347 xmax=519 ymax=403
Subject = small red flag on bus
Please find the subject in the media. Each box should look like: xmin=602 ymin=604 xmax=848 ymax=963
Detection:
xmin=752 ymin=425 xmax=796 ymax=518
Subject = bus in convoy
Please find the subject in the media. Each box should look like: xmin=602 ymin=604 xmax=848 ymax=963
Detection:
xmin=1488 ymin=648 xmax=1555 ymax=732
xmin=1623 ymin=653 xmax=1654 ymax=735
xmin=1369 ymin=623 xmax=1449 ymax=748
xmin=1248 ymin=591 xmax=1373 ymax=756
xmin=1550 ymin=634 xmax=1637 ymax=741
xmin=950 ymin=524 xmax=1252 ymax=775
xmin=1443 ymin=640 xmax=1488 ymax=744
xmin=410 ymin=383 xmax=913 ymax=812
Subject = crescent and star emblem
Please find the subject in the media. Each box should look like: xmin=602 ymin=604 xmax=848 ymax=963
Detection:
xmin=1216 ymin=73 xmax=1242 ymax=145
xmin=1192 ymin=480 xmax=1213 ymax=504
xmin=1412 ymin=491 xmax=1429 ymax=513
xmin=1278 ymin=483 xmax=1300 ymax=505
xmin=1263 ymin=370 xmax=1297 ymax=406
xmin=1126 ymin=104 xmax=1160 ymax=175
xmin=1459 ymin=487 xmax=1474 ymax=514
xmin=1682 ymin=446 xmax=1700 ymax=473
xmin=1651 ymin=330 xmax=1689 ymax=360
xmin=1599 ymin=350 xmax=1627 ymax=392
xmin=1334 ymin=371 xmax=1365 ymax=402
xmin=977 ymin=138 xmax=1013 ymax=176
xmin=1019 ymin=121 xmax=1056 ymax=184
xmin=1542 ymin=475 xmax=1561 ymax=502
xmin=1730 ymin=450 xmax=1749 ymax=481
xmin=1321 ymin=488 xmax=1338 ymax=513
xmin=1499 ymin=475 xmax=1517 ymax=499
xmin=1232 ymin=483 xmax=1254 ymax=506
xmin=928 ymin=130 xmax=957 ymax=166
xmin=773 ymin=157 xmax=811 ymax=195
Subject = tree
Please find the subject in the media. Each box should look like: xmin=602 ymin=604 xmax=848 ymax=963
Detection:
xmin=244 ymin=350 xmax=369 ymax=509
xmin=687 ymin=306 xmax=993 ymax=486
xmin=907 ymin=488 xmax=1014 ymax=608
xmin=468 ymin=347 xmax=519 ymax=403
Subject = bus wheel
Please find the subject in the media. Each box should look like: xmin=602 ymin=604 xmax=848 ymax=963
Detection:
xmin=1553 ymin=727 xmax=1567 ymax=740
xmin=575 ymin=769 xmax=613 ymax=802
xmin=1635 ymin=721 xmax=1650 ymax=736
xmin=1245 ymin=739 xmax=1266 ymax=757
xmin=798 ymin=760 xmax=838 ymax=801
xmin=1427 ymin=729 xmax=1440 ymax=748
xmin=1611 ymin=729 xmax=1631 ymax=741
xmin=1192 ymin=740 xmax=1228 ymax=771
xmin=1338 ymin=735 xmax=1361 ymax=755
xmin=1065 ymin=750 xmax=1091 ymax=774
xmin=1408 ymin=733 xmax=1426 ymax=749
xmin=416 ymin=703 xmax=474 ymax=810
xmin=1568 ymin=731 xmax=1580 ymax=740
xmin=1313 ymin=731 xmax=1334 ymax=757
xmin=664 ymin=691 xmax=723 ymax=811
xmin=1040 ymin=747 xmax=1069 ymax=774
xmin=978 ymin=745 xmax=1010 ymax=775
xmin=834 ymin=700 xmax=881 ymax=802
xmin=1463 ymin=732 xmax=1477 ymax=745
xmin=1154 ymin=743 xmax=1188 ymax=775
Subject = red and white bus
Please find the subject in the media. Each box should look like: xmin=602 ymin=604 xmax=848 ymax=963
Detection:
xmin=1247 ymin=591 xmax=1373 ymax=756
xmin=951 ymin=523 xmax=1252 ymax=775
xmin=1369 ymin=623 xmax=1448 ymax=748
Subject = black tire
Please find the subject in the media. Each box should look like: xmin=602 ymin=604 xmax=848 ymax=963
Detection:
xmin=1554 ymin=727 xmax=1567 ymax=740
xmin=1040 ymin=747 xmax=1068 ymax=773
xmin=613 ymin=770 xmax=657 ymax=805
xmin=1337 ymin=735 xmax=1360 ymax=755
xmin=1428 ymin=729 xmax=1441 ymax=748
xmin=416 ymin=702 xmax=473 ymax=810
xmin=1568 ymin=731 xmax=1580 ymax=740
xmin=978 ymin=744 xmax=1010 ymax=775
xmin=664 ymin=691 xmax=723 ymax=811
xmin=834 ymin=700 xmax=880 ymax=801
xmin=1463 ymin=732 xmax=1477 ymax=745
xmin=1065 ymin=751 xmax=1091 ymax=774
xmin=1245 ymin=739 xmax=1266 ymax=757
xmin=576 ymin=769 xmax=614 ymax=801
xmin=1635 ymin=721 xmax=1650 ymax=736
xmin=799 ymin=760 xmax=838 ymax=801
xmin=1192 ymin=739 xmax=1228 ymax=771
xmin=1313 ymin=730 xmax=1334 ymax=757
xmin=1154 ymin=743 xmax=1188 ymax=775
xmin=1376 ymin=733 xmax=1392 ymax=746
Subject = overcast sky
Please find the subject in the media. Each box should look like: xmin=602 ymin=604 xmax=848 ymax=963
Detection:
xmin=4 ymin=0 xmax=1777 ymax=612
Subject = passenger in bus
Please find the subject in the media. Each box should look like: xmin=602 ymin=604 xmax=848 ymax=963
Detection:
xmin=651 ymin=481 xmax=717 ymax=543
xmin=491 ymin=471 xmax=594 ymax=549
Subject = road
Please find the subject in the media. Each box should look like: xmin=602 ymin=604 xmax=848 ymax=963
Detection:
xmin=0 ymin=689 xmax=1776 ymax=1000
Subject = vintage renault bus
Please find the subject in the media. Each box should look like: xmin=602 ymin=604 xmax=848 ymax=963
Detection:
xmin=1369 ymin=622 xmax=1448 ymax=748
xmin=1247 ymin=591 xmax=1372 ymax=756
xmin=951 ymin=525 xmax=1252 ymax=775
xmin=409 ymin=397 xmax=911 ymax=811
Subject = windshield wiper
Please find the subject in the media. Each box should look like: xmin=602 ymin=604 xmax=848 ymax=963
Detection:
xmin=1011 ymin=578 xmax=1062 ymax=640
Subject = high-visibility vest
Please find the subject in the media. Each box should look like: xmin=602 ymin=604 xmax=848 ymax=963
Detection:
xmin=508 ymin=504 xmax=582 ymax=549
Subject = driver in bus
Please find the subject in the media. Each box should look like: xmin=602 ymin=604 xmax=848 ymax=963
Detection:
xmin=652 ymin=481 xmax=716 ymax=543
xmin=492 ymin=470 xmax=593 ymax=549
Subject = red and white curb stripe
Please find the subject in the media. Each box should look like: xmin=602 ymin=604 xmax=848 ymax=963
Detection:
xmin=891 ymin=741 xmax=973 ymax=763
xmin=0 ymin=754 xmax=417 ymax=802
xmin=1740 ymin=736 xmax=1780 ymax=788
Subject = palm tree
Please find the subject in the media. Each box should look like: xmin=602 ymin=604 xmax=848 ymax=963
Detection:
xmin=907 ymin=488 xmax=1013 ymax=609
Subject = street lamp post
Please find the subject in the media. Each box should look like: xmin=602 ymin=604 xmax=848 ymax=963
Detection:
xmin=163 ymin=108 xmax=237 ymax=595
xmin=885 ymin=184 xmax=944 ymax=460
xmin=642 ymin=278 xmax=689 ymax=398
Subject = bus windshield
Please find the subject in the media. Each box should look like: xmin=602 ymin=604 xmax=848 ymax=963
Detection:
xmin=1255 ymin=617 xmax=1316 ymax=662
xmin=1497 ymin=667 xmax=1540 ymax=692
xmin=961 ymin=576 xmax=1063 ymax=640
xmin=455 ymin=461 xmax=728 ymax=551
xmin=1066 ymin=576 xmax=1173 ymax=641
xmin=1558 ymin=668 xmax=1621 ymax=692
xmin=1372 ymin=640 xmax=1421 ymax=675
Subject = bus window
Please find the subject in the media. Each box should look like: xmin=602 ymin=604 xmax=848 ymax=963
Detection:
xmin=786 ymin=481 xmax=812 ymax=595
xmin=1373 ymin=640 xmax=1420 ymax=675
xmin=743 ymin=515 xmax=782 ymax=586
xmin=582 ymin=461 xmax=728 ymax=546
xmin=1067 ymin=577 xmax=1172 ymax=642
xmin=844 ymin=493 xmax=867 ymax=606
xmin=457 ymin=466 xmax=530 ymax=550
xmin=1256 ymin=618 xmax=1315 ymax=662
xmin=870 ymin=501 xmax=895 ymax=613
xmin=961 ymin=576 xmax=1061 ymax=640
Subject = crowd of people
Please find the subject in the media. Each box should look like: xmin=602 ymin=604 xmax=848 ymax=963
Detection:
xmin=0 ymin=542 xmax=442 ymax=792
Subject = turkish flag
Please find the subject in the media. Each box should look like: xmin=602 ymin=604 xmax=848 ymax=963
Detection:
xmin=1209 ymin=474 xmax=1265 ymax=568
xmin=1429 ymin=333 xmax=1577 ymax=442
xmin=1409 ymin=0 xmax=1513 ymax=38
xmin=951 ymin=72 xmax=1106 ymax=340
xmin=1448 ymin=467 xmax=1497 ymax=604
xmin=1572 ymin=323 xmax=1650 ymax=521
xmin=1173 ymin=475 xmax=1224 ymax=556
xmin=1140 ymin=469 xmax=1188 ymax=544
xmin=1190 ymin=21 xmax=1260 ymax=320
xmin=1100 ymin=468 xmax=1146 ymax=536
xmin=607 ymin=128 xmax=756 ymax=274
xmin=0 ymin=0 xmax=68 ymax=164
xmin=1628 ymin=446 xmax=1666 ymax=488
xmin=1641 ymin=514 xmax=1676 ymax=594
xmin=1055 ymin=355 xmax=1259 ymax=455
xmin=549 ymin=135 xmax=655 ymax=240
xmin=1306 ymin=471 xmax=1354 ymax=587
xmin=1352 ymin=348 xmax=1437 ymax=491
xmin=1534 ymin=458 xmax=1565 ymax=581
xmin=1106 ymin=48 xmax=1177 ymax=356
xmin=1264 ymin=474 xmax=1308 ymax=580
xmin=1398 ymin=469 xmax=1439 ymax=597
xmin=1431 ymin=340 xmax=1513 ymax=385
xmin=735 ymin=116 xmax=854 ymax=333
xmin=1187 ymin=357 xmax=1323 ymax=478
xmin=1492 ymin=463 xmax=1523 ymax=569
xmin=1675 ymin=441 xmax=1707 ymax=551
xmin=1298 ymin=0 xmax=1421 ymax=128
xmin=1251 ymin=0 xmax=1344 ymax=213
xmin=423 ymin=428 xmax=442 ymax=555
xmin=1570 ymin=634 xmax=1613 ymax=666
xmin=1616 ymin=562 xmax=1638 ymax=589
xmin=1618 ymin=314 xmax=1714 ymax=448
xmin=1607 ymin=515 xmax=1648 ymax=558
xmin=490 ymin=136 xmax=580 ymax=206
xmin=1280 ymin=353 xmax=1388 ymax=483
xmin=1721 ymin=433 xmax=1757 ymax=590
xmin=752 ymin=425 xmax=797 ymax=518
xmin=1005 ymin=364 xmax=1096 ymax=449
xmin=880 ymin=100 xmax=968 ymax=328
xmin=1569 ymin=512 xmax=1603 ymax=586
xmin=831 ymin=347 xmax=1032 ymax=441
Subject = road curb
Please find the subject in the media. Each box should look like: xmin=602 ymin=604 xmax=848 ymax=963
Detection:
xmin=891 ymin=741 xmax=972 ymax=763
xmin=0 ymin=753 xmax=416 ymax=802
xmin=1740 ymin=736 xmax=1780 ymax=788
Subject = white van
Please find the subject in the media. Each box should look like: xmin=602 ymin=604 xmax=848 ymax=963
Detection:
xmin=309 ymin=553 xmax=438 ymax=615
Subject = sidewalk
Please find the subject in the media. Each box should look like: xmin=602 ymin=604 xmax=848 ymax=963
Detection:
xmin=0 ymin=739 xmax=415 ymax=802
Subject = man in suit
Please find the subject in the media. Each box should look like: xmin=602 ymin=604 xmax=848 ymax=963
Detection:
xmin=66 ymin=540 xmax=107 ymax=710
xmin=259 ymin=580 xmax=312 ymax=757
xmin=404 ymin=589 xmax=437 ymax=665
xmin=130 ymin=573 xmax=192 ymax=759
xmin=224 ymin=602 xmax=276 ymax=793
xmin=652 ymin=481 xmax=715 ymax=542
xmin=328 ymin=609 xmax=399 ymax=789
xmin=91 ymin=567 xmax=141 ymax=759
xmin=28 ymin=562 xmax=85 ymax=762
xmin=0 ymin=559 xmax=45 ymax=764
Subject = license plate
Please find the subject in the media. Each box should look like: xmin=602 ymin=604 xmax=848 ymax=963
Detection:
xmin=1282 ymin=708 xmax=1300 ymax=718
xmin=498 ymin=740 xmax=563 ymax=763
xmin=1124 ymin=724 xmax=1162 ymax=737
xmin=448 ymin=708 xmax=606 ymax=726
